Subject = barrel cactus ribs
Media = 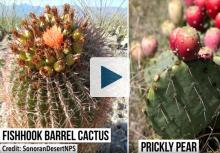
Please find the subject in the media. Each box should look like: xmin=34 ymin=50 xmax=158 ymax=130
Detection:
xmin=7 ymin=4 xmax=111 ymax=128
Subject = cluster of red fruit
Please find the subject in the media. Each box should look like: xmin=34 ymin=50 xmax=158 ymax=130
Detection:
xmin=169 ymin=25 xmax=220 ymax=61
xmin=169 ymin=0 xmax=220 ymax=61
xmin=185 ymin=0 xmax=220 ymax=30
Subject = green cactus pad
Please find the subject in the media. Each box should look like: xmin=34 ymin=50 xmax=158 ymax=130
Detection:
xmin=146 ymin=60 xmax=220 ymax=139
xmin=144 ymin=51 xmax=179 ymax=85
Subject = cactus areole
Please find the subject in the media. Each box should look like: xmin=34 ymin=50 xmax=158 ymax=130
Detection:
xmin=10 ymin=4 xmax=85 ymax=77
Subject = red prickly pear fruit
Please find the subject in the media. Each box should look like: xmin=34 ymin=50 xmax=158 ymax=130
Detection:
xmin=198 ymin=47 xmax=214 ymax=60
xmin=204 ymin=27 xmax=220 ymax=52
xmin=169 ymin=27 xmax=182 ymax=50
xmin=215 ymin=12 xmax=220 ymax=29
xmin=168 ymin=0 xmax=183 ymax=25
xmin=194 ymin=0 xmax=207 ymax=10
xmin=130 ymin=41 xmax=144 ymax=61
xmin=206 ymin=0 xmax=220 ymax=19
xmin=184 ymin=0 xmax=194 ymax=7
xmin=161 ymin=20 xmax=175 ymax=36
xmin=141 ymin=35 xmax=158 ymax=57
xmin=186 ymin=6 xmax=204 ymax=30
xmin=173 ymin=26 xmax=201 ymax=61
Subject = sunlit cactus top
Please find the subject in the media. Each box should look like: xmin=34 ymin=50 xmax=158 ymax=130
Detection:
xmin=10 ymin=4 xmax=87 ymax=76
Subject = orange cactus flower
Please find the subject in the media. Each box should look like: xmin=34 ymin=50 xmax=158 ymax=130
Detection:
xmin=43 ymin=25 xmax=63 ymax=49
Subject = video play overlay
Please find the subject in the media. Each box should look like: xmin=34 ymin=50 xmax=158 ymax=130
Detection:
xmin=0 ymin=128 xmax=111 ymax=153
xmin=90 ymin=57 xmax=130 ymax=97
xmin=139 ymin=140 xmax=199 ymax=153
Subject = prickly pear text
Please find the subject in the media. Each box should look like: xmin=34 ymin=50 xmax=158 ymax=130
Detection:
xmin=139 ymin=140 xmax=199 ymax=153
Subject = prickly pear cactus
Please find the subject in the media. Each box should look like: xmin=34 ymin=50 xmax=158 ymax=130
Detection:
xmin=145 ymin=51 xmax=220 ymax=138
xmin=7 ymin=4 xmax=111 ymax=128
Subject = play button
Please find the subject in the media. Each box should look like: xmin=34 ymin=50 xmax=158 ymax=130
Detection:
xmin=101 ymin=66 xmax=122 ymax=88
xmin=90 ymin=57 xmax=130 ymax=97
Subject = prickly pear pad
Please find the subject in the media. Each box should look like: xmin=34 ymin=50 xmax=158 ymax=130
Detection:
xmin=146 ymin=60 xmax=220 ymax=138
xmin=144 ymin=51 xmax=178 ymax=85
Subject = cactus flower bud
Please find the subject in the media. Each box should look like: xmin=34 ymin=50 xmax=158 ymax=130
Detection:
xmin=72 ymin=29 xmax=83 ymax=41
xmin=66 ymin=53 xmax=80 ymax=66
xmin=54 ymin=60 xmax=65 ymax=72
xmin=19 ymin=52 xmax=27 ymax=60
xmin=63 ymin=48 xmax=71 ymax=54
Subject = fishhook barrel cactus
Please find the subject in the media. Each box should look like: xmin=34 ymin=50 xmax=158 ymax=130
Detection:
xmin=7 ymin=4 xmax=111 ymax=128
